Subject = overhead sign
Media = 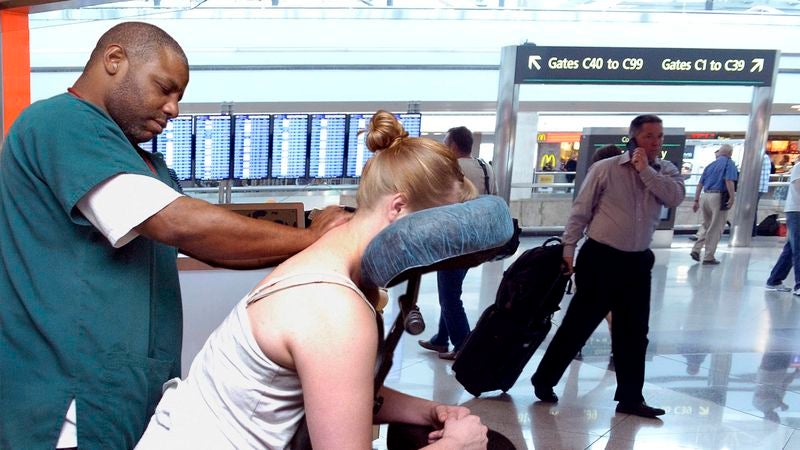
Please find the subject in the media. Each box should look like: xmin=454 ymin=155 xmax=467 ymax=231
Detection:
xmin=515 ymin=46 xmax=777 ymax=86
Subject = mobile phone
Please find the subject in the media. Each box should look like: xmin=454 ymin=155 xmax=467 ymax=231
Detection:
xmin=626 ymin=137 xmax=638 ymax=153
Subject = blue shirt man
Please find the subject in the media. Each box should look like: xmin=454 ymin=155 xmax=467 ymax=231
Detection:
xmin=691 ymin=144 xmax=738 ymax=264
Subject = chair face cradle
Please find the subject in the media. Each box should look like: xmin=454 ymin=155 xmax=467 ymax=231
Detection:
xmin=361 ymin=195 xmax=516 ymax=289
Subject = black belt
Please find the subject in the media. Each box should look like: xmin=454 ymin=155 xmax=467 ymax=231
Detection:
xmin=705 ymin=189 xmax=725 ymax=193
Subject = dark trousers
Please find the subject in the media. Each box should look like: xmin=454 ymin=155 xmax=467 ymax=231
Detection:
xmin=430 ymin=267 xmax=471 ymax=351
xmin=532 ymin=239 xmax=655 ymax=404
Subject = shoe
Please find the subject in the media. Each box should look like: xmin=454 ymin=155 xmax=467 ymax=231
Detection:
xmin=794 ymin=288 xmax=800 ymax=297
xmin=689 ymin=236 xmax=699 ymax=241
xmin=418 ymin=339 xmax=448 ymax=353
xmin=616 ymin=401 xmax=666 ymax=418
xmin=438 ymin=350 xmax=458 ymax=361
xmin=690 ymin=251 xmax=700 ymax=261
xmin=766 ymin=283 xmax=792 ymax=292
xmin=532 ymin=382 xmax=559 ymax=403
xmin=702 ymin=259 xmax=720 ymax=265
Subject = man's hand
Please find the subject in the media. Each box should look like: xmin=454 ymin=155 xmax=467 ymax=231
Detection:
xmin=692 ymin=199 xmax=700 ymax=213
xmin=726 ymin=195 xmax=735 ymax=209
xmin=631 ymin=148 xmax=649 ymax=172
xmin=562 ymin=256 xmax=574 ymax=276
xmin=307 ymin=206 xmax=352 ymax=237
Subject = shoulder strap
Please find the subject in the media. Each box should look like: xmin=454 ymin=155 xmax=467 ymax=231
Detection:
xmin=246 ymin=272 xmax=375 ymax=315
xmin=475 ymin=158 xmax=491 ymax=194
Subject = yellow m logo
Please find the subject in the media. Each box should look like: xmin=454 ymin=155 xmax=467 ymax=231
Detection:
xmin=540 ymin=153 xmax=557 ymax=170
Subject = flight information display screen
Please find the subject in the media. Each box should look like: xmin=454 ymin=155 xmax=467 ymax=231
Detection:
xmin=156 ymin=116 xmax=193 ymax=180
xmin=139 ymin=138 xmax=154 ymax=153
xmin=233 ymin=114 xmax=271 ymax=179
xmin=345 ymin=112 xmax=422 ymax=177
xmin=397 ymin=113 xmax=422 ymax=137
xmin=271 ymin=114 xmax=309 ymax=178
xmin=346 ymin=113 xmax=373 ymax=177
xmin=193 ymin=115 xmax=232 ymax=180
xmin=309 ymin=113 xmax=347 ymax=178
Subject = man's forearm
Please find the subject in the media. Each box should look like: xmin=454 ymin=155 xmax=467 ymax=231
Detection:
xmin=136 ymin=196 xmax=319 ymax=261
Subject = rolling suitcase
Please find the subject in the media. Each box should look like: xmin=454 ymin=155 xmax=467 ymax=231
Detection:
xmin=452 ymin=237 xmax=571 ymax=397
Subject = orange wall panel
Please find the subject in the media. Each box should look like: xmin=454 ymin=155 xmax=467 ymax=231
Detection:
xmin=1 ymin=10 xmax=30 ymax=137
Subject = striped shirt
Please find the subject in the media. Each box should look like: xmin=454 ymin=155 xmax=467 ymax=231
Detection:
xmin=759 ymin=153 xmax=771 ymax=194
xmin=563 ymin=151 xmax=685 ymax=258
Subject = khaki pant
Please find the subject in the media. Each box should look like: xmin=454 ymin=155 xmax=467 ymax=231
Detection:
xmin=692 ymin=191 xmax=728 ymax=261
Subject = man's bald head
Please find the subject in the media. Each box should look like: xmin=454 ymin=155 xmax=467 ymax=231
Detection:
xmin=86 ymin=22 xmax=187 ymax=70
xmin=717 ymin=144 xmax=733 ymax=157
xmin=73 ymin=21 xmax=189 ymax=144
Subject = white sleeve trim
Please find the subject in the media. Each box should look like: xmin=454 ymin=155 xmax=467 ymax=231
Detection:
xmin=77 ymin=174 xmax=183 ymax=248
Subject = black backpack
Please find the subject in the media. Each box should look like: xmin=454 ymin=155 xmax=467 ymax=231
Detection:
xmin=452 ymin=238 xmax=572 ymax=396
xmin=493 ymin=237 xmax=570 ymax=318
xmin=757 ymin=214 xmax=780 ymax=236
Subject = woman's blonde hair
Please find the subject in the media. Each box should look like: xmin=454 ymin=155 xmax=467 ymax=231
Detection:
xmin=356 ymin=110 xmax=477 ymax=211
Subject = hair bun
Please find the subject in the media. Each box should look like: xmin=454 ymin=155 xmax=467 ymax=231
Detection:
xmin=366 ymin=110 xmax=409 ymax=152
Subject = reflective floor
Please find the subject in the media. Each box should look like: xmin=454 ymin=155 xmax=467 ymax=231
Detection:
xmin=375 ymin=235 xmax=800 ymax=450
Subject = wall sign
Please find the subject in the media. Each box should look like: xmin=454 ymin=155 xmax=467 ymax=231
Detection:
xmin=515 ymin=46 xmax=778 ymax=86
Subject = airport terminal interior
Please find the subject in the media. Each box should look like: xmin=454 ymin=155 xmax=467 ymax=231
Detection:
xmin=3 ymin=0 xmax=800 ymax=449
xmin=373 ymin=234 xmax=800 ymax=450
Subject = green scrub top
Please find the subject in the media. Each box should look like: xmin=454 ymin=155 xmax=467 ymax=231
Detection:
xmin=0 ymin=93 xmax=184 ymax=449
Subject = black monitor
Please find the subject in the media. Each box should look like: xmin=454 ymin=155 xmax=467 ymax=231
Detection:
xmin=233 ymin=114 xmax=271 ymax=180
xmin=345 ymin=112 xmax=422 ymax=177
xmin=397 ymin=113 xmax=422 ymax=138
xmin=138 ymin=138 xmax=154 ymax=153
xmin=345 ymin=113 xmax=373 ymax=178
xmin=193 ymin=115 xmax=232 ymax=181
xmin=309 ymin=113 xmax=347 ymax=178
xmin=155 ymin=115 xmax=193 ymax=181
xmin=271 ymin=114 xmax=309 ymax=179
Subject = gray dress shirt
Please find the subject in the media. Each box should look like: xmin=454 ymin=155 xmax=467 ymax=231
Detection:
xmin=563 ymin=151 xmax=685 ymax=258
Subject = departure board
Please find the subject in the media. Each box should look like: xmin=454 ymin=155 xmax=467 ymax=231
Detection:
xmin=345 ymin=112 xmax=422 ymax=177
xmin=193 ymin=115 xmax=232 ymax=180
xmin=309 ymin=113 xmax=347 ymax=178
xmin=156 ymin=116 xmax=193 ymax=180
xmin=139 ymin=138 xmax=154 ymax=153
xmin=397 ymin=113 xmax=422 ymax=137
xmin=346 ymin=113 xmax=373 ymax=177
xmin=271 ymin=114 xmax=309 ymax=178
xmin=233 ymin=114 xmax=271 ymax=179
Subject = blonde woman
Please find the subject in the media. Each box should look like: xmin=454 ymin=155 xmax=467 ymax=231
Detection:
xmin=137 ymin=111 xmax=488 ymax=449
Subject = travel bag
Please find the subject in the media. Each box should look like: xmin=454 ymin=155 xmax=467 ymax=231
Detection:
xmin=452 ymin=237 xmax=571 ymax=397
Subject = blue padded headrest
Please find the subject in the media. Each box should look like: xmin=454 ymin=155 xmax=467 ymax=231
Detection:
xmin=361 ymin=195 xmax=514 ymax=289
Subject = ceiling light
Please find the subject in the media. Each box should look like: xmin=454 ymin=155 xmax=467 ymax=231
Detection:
xmin=708 ymin=109 xmax=728 ymax=113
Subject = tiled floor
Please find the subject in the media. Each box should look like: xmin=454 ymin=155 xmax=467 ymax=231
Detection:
xmin=374 ymin=235 xmax=800 ymax=450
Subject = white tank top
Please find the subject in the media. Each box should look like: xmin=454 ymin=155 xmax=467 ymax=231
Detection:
xmin=136 ymin=272 xmax=375 ymax=450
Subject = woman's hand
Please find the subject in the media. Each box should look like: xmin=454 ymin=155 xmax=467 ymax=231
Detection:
xmin=430 ymin=404 xmax=471 ymax=426
xmin=428 ymin=414 xmax=488 ymax=449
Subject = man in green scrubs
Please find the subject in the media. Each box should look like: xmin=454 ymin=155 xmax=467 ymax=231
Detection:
xmin=0 ymin=22 xmax=347 ymax=450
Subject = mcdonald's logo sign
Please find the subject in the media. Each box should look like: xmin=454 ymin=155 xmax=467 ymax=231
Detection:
xmin=539 ymin=153 xmax=557 ymax=170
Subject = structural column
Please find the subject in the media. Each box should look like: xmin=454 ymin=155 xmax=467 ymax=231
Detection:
xmin=731 ymin=72 xmax=779 ymax=247
xmin=492 ymin=45 xmax=519 ymax=204
xmin=0 ymin=10 xmax=30 ymax=138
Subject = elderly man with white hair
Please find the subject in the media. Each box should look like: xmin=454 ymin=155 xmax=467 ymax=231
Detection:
xmin=691 ymin=143 xmax=738 ymax=265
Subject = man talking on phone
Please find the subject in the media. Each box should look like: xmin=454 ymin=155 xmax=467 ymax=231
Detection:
xmin=531 ymin=114 xmax=685 ymax=418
